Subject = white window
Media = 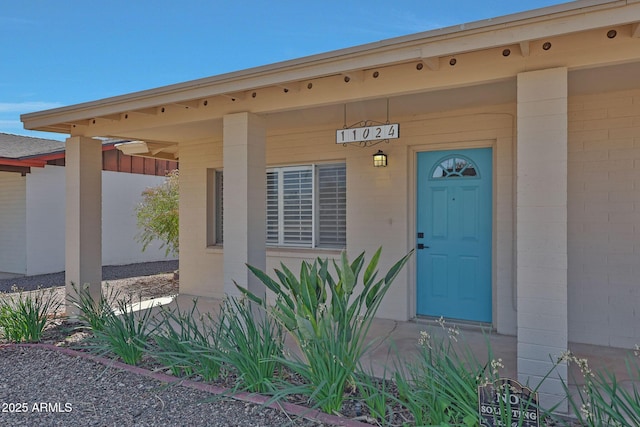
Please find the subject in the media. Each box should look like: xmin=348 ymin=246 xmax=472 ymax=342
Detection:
xmin=267 ymin=163 xmax=346 ymax=248
xmin=215 ymin=163 xmax=346 ymax=249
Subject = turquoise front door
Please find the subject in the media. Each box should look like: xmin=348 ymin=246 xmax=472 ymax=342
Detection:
xmin=416 ymin=148 xmax=492 ymax=323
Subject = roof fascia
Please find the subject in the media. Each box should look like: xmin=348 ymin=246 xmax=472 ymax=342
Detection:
xmin=0 ymin=158 xmax=47 ymax=168
xmin=0 ymin=164 xmax=31 ymax=175
xmin=7 ymin=141 xmax=117 ymax=162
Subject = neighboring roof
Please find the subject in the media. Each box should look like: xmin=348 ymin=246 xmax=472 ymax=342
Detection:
xmin=0 ymin=133 xmax=178 ymax=176
xmin=0 ymin=133 xmax=65 ymax=159
xmin=0 ymin=133 xmax=127 ymax=160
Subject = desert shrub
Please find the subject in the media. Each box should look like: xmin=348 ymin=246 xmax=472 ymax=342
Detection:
xmin=135 ymin=169 xmax=179 ymax=256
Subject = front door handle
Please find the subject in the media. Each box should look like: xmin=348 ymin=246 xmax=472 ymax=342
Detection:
xmin=417 ymin=243 xmax=429 ymax=250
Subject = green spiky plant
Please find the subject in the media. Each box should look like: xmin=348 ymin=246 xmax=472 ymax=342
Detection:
xmin=150 ymin=299 xmax=224 ymax=381
xmin=559 ymin=350 xmax=640 ymax=426
xmin=0 ymin=287 xmax=61 ymax=343
xmin=69 ymin=283 xmax=121 ymax=333
xmin=74 ymin=289 xmax=158 ymax=366
xmin=215 ymin=296 xmax=285 ymax=393
xmin=237 ymin=248 xmax=413 ymax=414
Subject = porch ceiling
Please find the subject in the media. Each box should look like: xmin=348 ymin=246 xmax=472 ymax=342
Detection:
xmin=95 ymin=60 xmax=640 ymax=147
xmin=112 ymin=79 xmax=520 ymax=144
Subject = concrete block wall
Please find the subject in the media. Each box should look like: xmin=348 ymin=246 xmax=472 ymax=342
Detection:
xmin=516 ymin=67 xmax=568 ymax=410
xmin=179 ymin=137 xmax=224 ymax=298
xmin=568 ymin=88 xmax=640 ymax=348
xmin=179 ymin=125 xmax=350 ymax=299
xmin=179 ymin=102 xmax=516 ymax=326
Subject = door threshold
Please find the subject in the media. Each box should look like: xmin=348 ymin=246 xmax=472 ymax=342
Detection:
xmin=413 ymin=315 xmax=494 ymax=332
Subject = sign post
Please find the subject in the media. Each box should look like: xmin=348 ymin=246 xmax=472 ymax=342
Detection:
xmin=478 ymin=378 xmax=540 ymax=427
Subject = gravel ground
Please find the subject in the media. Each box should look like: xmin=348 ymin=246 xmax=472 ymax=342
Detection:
xmin=0 ymin=262 xmax=358 ymax=427
xmin=0 ymin=346 xmax=335 ymax=427
xmin=0 ymin=260 xmax=179 ymax=292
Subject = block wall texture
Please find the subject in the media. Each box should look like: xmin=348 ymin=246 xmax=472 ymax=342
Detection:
xmin=516 ymin=67 xmax=568 ymax=410
xmin=568 ymin=88 xmax=640 ymax=348
xmin=178 ymin=105 xmax=516 ymax=324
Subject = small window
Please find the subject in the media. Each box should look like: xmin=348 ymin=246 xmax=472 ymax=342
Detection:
xmin=215 ymin=170 xmax=224 ymax=244
xmin=207 ymin=168 xmax=224 ymax=246
xmin=432 ymin=156 xmax=478 ymax=178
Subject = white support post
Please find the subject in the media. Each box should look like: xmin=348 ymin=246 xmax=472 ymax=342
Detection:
xmin=222 ymin=112 xmax=266 ymax=300
xmin=65 ymin=136 xmax=102 ymax=315
xmin=516 ymin=67 xmax=568 ymax=412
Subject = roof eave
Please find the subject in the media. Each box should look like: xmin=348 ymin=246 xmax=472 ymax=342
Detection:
xmin=21 ymin=0 xmax=635 ymax=133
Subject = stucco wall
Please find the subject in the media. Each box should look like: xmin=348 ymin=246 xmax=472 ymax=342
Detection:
xmin=24 ymin=165 xmax=174 ymax=276
xmin=24 ymin=165 xmax=65 ymax=275
xmin=0 ymin=172 xmax=27 ymax=274
xmin=568 ymin=88 xmax=640 ymax=348
xmin=102 ymin=169 xmax=176 ymax=265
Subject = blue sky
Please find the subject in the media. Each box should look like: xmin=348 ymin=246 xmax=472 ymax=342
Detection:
xmin=1 ymin=0 xmax=569 ymax=140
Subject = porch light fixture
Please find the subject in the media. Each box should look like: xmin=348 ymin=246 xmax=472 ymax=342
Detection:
xmin=373 ymin=150 xmax=387 ymax=167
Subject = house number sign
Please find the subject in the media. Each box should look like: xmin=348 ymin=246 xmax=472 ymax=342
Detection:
xmin=336 ymin=123 xmax=399 ymax=144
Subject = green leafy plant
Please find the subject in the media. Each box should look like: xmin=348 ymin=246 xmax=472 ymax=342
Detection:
xmin=0 ymin=287 xmax=62 ymax=343
xmin=238 ymin=248 xmax=413 ymax=414
xmin=355 ymin=368 xmax=394 ymax=424
xmin=392 ymin=319 xmax=495 ymax=426
xmin=135 ymin=169 xmax=179 ymax=256
xmin=215 ymin=296 xmax=285 ymax=393
xmin=85 ymin=294 xmax=157 ymax=365
xmin=393 ymin=318 xmax=554 ymax=427
xmin=559 ymin=349 xmax=640 ymax=426
xmin=69 ymin=283 xmax=121 ymax=332
xmin=150 ymin=299 xmax=223 ymax=381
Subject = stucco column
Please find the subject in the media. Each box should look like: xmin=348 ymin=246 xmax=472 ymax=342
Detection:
xmin=222 ymin=112 xmax=266 ymax=299
xmin=65 ymin=136 xmax=102 ymax=315
xmin=516 ymin=67 xmax=568 ymax=411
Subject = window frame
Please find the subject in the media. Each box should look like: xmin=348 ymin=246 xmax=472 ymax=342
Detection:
xmin=267 ymin=165 xmax=315 ymax=247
